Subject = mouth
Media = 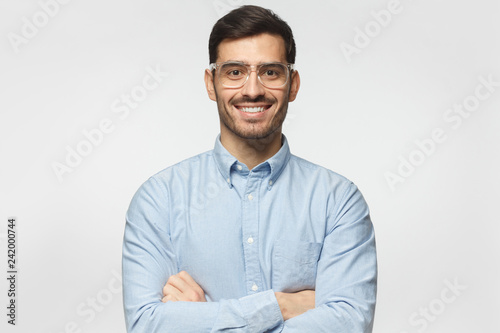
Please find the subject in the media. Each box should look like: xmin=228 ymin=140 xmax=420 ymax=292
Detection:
xmin=234 ymin=104 xmax=272 ymax=113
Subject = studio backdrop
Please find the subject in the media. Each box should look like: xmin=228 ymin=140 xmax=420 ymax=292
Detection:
xmin=1 ymin=0 xmax=499 ymax=332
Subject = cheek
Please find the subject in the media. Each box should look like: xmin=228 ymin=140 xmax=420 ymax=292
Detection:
xmin=218 ymin=91 xmax=236 ymax=105
xmin=272 ymin=93 xmax=287 ymax=107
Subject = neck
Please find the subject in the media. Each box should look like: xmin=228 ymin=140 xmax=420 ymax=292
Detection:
xmin=220 ymin=128 xmax=282 ymax=170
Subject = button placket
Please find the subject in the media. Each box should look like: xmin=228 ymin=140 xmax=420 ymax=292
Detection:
xmin=241 ymin=172 xmax=263 ymax=294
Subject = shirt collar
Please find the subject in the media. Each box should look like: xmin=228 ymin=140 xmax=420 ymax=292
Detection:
xmin=213 ymin=134 xmax=291 ymax=189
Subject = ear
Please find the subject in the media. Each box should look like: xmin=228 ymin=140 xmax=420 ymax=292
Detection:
xmin=288 ymin=70 xmax=300 ymax=102
xmin=204 ymin=69 xmax=217 ymax=101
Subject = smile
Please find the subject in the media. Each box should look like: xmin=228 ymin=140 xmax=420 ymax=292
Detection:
xmin=234 ymin=105 xmax=272 ymax=113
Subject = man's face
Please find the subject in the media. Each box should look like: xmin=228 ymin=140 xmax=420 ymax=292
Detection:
xmin=205 ymin=33 xmax=300 ymax=140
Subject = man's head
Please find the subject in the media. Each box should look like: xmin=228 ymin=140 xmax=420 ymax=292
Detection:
xmin=205 ymin=6 xmax=300 ymax=141
xmin=208 ymin=5 xmax=296 ymax=65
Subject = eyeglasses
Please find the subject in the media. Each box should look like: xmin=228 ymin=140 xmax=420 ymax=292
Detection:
xmin=209 ymin=61 xmax=295 ymax=89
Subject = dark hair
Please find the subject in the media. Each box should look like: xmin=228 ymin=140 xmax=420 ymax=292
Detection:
xmin=208 ymin=5 xmax=296 ymax=64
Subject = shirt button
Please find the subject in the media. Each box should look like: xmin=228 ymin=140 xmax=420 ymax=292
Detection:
xmin=247 ymin=237 xmax=254 ymax=244
xmin=226 ymin=178 xmax=230 ymax=183
xmin=248 ymin=194 xmax=253 ymax=201
xmin=269 ymin=180 xmax=273 ymax=185
xmin=237 ymin=165 xmax=243 ymax=171
xmin=251 ymin=284 xmax=258 ymax=291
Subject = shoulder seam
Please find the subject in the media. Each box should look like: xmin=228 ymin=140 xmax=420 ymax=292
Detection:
xmin=327 ymin=181 xmax=355 ymax=234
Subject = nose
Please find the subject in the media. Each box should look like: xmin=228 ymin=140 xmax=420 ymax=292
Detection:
xmin=240 ymin=70 xmax=265 ymax=98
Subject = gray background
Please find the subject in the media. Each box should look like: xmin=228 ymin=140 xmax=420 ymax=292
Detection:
xmin=1 ymin=0 xmax=499 ymax=332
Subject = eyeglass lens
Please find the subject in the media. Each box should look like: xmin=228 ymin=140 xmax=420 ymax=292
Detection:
xmin=219 ymin=63 xmax=288 ymax=87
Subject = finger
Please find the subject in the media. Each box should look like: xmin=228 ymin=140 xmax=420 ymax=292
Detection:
xmin=167 ymin=273 xmax=192 ymax=294
xmin=299 ymin=290 xmax=315 ymax=310
xmin=166 ymin=274 xmax=202 ymax=302
xmin=162 ymin=283 xmax=182 ymax=301
xmin=178 ymin=271 xmax=206 ymax=301
xmin=178 ymin=271 xmax=204 ymax=294
xmin=162 ymin=293 xmax=176 ymax=303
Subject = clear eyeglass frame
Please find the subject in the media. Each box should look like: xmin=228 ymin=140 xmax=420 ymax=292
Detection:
xmin=209 ymin=61 xmax=295 ymax=89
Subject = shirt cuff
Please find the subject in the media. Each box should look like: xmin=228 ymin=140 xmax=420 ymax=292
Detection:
xmin=239 ymin=290 xmax=284 ymax=332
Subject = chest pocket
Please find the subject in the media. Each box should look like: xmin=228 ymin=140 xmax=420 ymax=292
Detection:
xmin=272 ymin=239 xmax=322 ymax=292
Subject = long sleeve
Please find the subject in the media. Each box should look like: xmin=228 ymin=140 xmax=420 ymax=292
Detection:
xmin=122 ymin=177 xmax=284 ymax=333
xmin=280 ymin=183 xmax=377 ymax=332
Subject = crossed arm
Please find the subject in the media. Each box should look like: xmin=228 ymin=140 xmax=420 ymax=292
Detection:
xmin=123 ymin=179 xmax=377 ymax=332
xmin=162 ymin=270 xmax=315 ymax=321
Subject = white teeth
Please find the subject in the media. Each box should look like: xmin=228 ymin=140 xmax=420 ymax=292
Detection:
xmin=239 ymin=106 xmax=265 ymax=113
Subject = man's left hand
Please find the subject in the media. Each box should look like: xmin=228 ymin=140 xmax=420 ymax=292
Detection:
xmin=162 ymin=271 xmax=207 ymax=303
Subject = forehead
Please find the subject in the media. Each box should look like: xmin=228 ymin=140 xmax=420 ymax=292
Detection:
xmin=217 ymin=33 xmax=287 ymax=64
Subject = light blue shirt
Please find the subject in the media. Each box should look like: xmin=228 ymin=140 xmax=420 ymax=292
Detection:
xmin=122 ymin=135 xmax=377 ymax=332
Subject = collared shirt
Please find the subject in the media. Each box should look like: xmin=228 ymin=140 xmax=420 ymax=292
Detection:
xmin=122 ymin=135 xmax=377 ymax=332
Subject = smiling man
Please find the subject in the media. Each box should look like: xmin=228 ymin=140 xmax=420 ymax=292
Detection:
xmin=122 ymin=5 xmax=377 ymax=332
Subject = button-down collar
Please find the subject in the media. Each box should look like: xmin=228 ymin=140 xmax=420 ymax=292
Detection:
xmin=212 ymin=134 xmax=291 ymax=189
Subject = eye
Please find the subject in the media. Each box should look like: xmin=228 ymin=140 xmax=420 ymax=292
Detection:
xmin=264 ymin=70 xmax=278 ymax=76
xmin=259 ymin=64 xmax=285 ymax=79
xmin=221 ymin=64 xmax=247 ymax=80
xmin=229 ymin=70 xmax=242 ymax=76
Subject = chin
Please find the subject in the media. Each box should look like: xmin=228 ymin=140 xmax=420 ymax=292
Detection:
xmin=232 ymin=125 xmax=281 ymax=140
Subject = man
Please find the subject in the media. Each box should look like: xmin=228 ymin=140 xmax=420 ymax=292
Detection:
xmin=122 ymin=5 xmax=377 ymax=332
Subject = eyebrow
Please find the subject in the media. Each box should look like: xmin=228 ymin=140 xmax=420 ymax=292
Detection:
xmin=222 ymin=60 xmax=284 ymax=65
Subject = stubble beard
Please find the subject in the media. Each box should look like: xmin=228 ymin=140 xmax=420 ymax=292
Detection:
xmin=215 ymin=88 xmax=290 ymax=140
